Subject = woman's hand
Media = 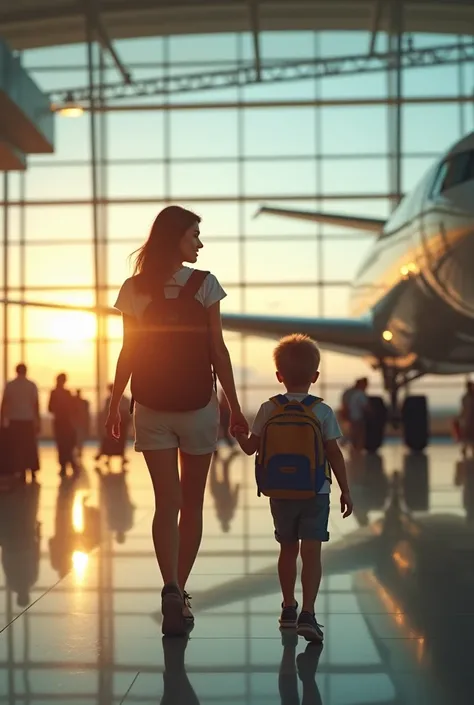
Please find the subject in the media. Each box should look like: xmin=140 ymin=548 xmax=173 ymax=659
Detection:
xmin=105 ymin=408 xmax=121 ymax=440
xmin=230 ymin=407 xmax=249 ymax=437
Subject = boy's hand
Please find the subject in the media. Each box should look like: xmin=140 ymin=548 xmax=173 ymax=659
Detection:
xmin=340 ymin=491 xmax=353 ymax=518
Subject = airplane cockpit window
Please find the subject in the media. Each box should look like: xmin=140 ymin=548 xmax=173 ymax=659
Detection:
xmin=431 ymin=150 xmax=474 ymax=197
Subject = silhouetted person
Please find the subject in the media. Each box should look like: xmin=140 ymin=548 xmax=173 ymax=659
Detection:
xmin=209 ymin=451 xmax=240 ymax=533
xmin=0 ymin=363 xmax=40 ymax=480
xmin=97 ymin=467 xmax=136 ymax=544
xmin=96 ymin=384 xmax=130 ymax=465
xmin=48 ymin=373 xmax=77 ymax=477
xmin=73 ymin=389 xmax=90 ymax=458
xmin=0 ymin=480 xmax=41 ymax=607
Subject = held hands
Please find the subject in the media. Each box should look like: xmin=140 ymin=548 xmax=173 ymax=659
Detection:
xmin=230 ymin=408 xmax=249 ymax=437
xmin=340 ymin=491 xmax=354 ymax=518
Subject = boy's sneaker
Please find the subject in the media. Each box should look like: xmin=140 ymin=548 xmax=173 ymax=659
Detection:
xmin=279 ymin=601 xmax=298 ymax=629
xmin=297 ymin=611 xmax=324 ymax=642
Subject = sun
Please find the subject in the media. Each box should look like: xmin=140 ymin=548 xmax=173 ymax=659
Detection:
xmin=50 ymin=311 xmax=97 ymax=343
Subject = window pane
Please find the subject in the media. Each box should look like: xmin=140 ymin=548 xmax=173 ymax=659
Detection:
xmin=244 ymin=160 xmax=316 ymax=197
xmin=321 ymin=158 xmax=388 ymax=195
xmin=26 ymin=166 xmax=91 ymax=201
xmin=171 ymin=163 xmax=239 ymax=198
xmin=170 ymin=111 xmax=238 ymax=158
xmin=108 ymin=112 xmax=165 ymax=160
xmin=403 ymin=105 xmax=462 ymax=153
xmin=321 ymin=108 xmax=387 ymax=155
xmin=108 ymin=164 xmax=165 ymax=198
xmin=169 ymin=34 xmax=238 ymax=62
xmin=25 ymin=244 xmax=94 ymax=287
xmin=244 ymin=108 xmax=316 ymax=156
xmin=245 ymin=241 xmax=317 ymax=283
xmin=260 ymin=31 xmax=316 ymax=60
xmin=25 ymin=205 xmax=92 ymax=241
xmin=404 ymin=64 xmax=460 ymax=98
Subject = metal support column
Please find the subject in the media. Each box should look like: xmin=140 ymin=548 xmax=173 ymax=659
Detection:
xmin=86 ymin=9 xmax=104 ymax=435
xmin=98 ymin=45 xmax=109 ymax=422
xmin=314 ymin=32 xmax=326 ymax=399
xmin=19 ymin=172 xmax=26 ymax=362
xmin=387 ymin=0 xmax=404 ymax=210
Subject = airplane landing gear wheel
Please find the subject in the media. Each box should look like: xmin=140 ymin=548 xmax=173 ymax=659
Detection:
xmin=402 ymin=396 xmax=429 ymax=452
xmin=365 ymin=396 xmax=387 ymax=453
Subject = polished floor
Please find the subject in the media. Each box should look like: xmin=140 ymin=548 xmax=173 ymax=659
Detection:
xmin=1 ymin=440 xmax=474 ymax=704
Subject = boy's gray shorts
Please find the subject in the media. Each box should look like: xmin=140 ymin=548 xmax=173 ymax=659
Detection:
xmin=270 ymin=494 xmax=330 ymax=543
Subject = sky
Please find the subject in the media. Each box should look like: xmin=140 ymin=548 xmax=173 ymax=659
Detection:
xmin=1 ymin=29 xmax=473 ymax=412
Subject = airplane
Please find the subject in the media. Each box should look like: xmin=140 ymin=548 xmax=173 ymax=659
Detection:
xmin=3 ymin=131 xmax=474 ymax=451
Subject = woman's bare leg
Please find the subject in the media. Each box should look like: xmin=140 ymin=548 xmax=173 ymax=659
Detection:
xmin=177 ymin=451 xmax=213 ymax=593
xmin=143 ymin=448 xmax=181 ymax=586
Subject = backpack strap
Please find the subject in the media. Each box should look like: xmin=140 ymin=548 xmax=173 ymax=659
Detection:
xmin=270 ymin=394 xmax=289 ymax=407
xmin=179 ymin=270 xmax=209 ymax=300
xmin=301 ymin=395 xmax=322 ymax=409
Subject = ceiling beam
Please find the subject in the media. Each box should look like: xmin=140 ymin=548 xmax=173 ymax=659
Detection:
xmin=369 ymin=0 xmax=384 ymax=55
xmin=248 ymin=0 xmax=262 ymax=81
xmin=96 ymin=15 xmax=132 ymax=84
xmin=48 ymin=39 xmax=474 ymax=107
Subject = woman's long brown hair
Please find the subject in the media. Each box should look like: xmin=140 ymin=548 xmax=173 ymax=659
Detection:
xmin=132 ymin=205 xmax=201 ymax=294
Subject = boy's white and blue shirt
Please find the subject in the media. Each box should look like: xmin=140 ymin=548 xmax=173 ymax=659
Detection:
xmin=251 ymin=393 xmax=342 ymax=494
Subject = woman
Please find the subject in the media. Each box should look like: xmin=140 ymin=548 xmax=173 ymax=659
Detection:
xmin=106 ymin=205 xmax=248 ymax=636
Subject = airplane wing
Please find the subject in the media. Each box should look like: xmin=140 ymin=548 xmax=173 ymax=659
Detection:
xmin=257 ymin=205 xmax=385 ymax=233
xmin=222 ymin=313 xmax=380 ymax=357
xmin=0 ymin=300 xmax=380 ymax=357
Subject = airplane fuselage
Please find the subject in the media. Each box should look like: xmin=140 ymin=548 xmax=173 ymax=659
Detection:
xmin=351 ymin=133 xmax=474 ymax=375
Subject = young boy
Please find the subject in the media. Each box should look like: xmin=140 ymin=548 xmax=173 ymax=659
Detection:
xmin=236 ymin=334 xmax=353 ymax=642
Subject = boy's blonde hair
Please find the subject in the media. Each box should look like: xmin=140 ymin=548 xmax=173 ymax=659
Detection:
xmin=273 ymin=334 xmax=321 ymax=387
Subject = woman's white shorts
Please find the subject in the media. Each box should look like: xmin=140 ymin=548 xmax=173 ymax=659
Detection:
xmin=133 ymin=392 xmax=219 ymax=455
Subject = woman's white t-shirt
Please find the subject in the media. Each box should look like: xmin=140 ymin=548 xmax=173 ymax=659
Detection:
xmin=114 ymin=266 xmax=227 ymax=319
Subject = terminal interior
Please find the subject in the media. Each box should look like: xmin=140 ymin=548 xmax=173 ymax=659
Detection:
xmin=2 ymin=1 xmax=474 ymax=703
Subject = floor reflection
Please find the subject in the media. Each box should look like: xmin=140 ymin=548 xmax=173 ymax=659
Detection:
xmin=0 ymin=479 xmax=40 ymax=608
xmin=0 ymin=443 xmax=474 ymax=704
xmin=49 ymin=466 xmax=101 ymax=579
xmin=96 ymin=467 xmax=136 ymax=544
xmin=209 ymin=449 xmax=240 ymax=533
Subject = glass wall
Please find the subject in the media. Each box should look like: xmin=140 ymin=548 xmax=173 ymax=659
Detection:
xmin=1 ymin=30 xmax=473 ymax=423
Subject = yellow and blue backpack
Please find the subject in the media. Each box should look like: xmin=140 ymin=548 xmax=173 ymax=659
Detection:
xmin=255 ymin=394 xmax=330 ymax=499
